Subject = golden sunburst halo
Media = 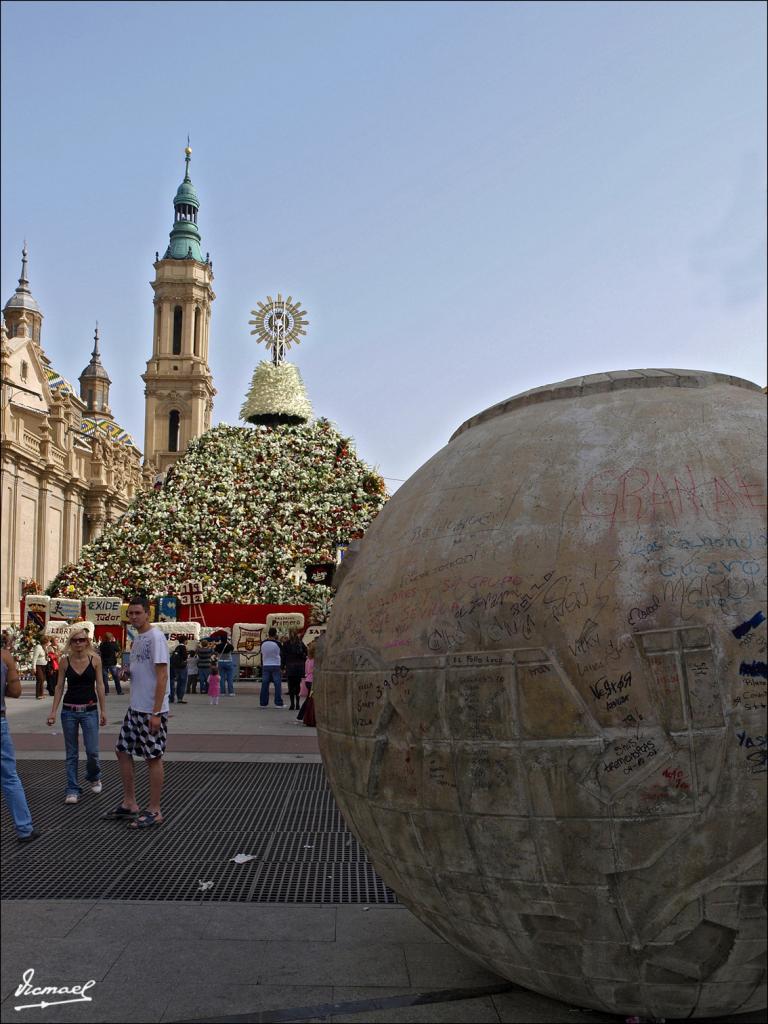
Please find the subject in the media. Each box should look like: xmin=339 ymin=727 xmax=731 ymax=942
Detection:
xmin=249 ymin=293 xmax=309 ymax=359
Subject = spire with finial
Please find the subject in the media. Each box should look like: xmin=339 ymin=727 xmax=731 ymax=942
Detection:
xmin=19 ymin=242 xmax=30 ymax=289
xmin=163 ymin=141 xmax=204 ymax=261
xmin=79 ymin=319 xmax=111 ymax=412
xmin=79 ymin=321 xmax=110 ymax=383
xmin=3 ymin=242 xmax=41 ymax=316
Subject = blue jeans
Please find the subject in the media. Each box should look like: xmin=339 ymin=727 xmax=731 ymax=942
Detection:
xmin=102 ymin=665 xmax=123 ymax=695
xmin=218 ymin=661 xmax=235 ymax=695
xmin=260 ymin=666 xmax=283 ymax=706
xmin=60 ymin=708 xmax=101 ymax=796
xmin=1 ymin=717 xmax=34 ymax=837
xmin=198 ymin=667 xmax=210 ymax=694
xmin=170 ymin=666 xmax=187 ymax=701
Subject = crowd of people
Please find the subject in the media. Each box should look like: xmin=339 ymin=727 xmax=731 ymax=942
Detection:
xmin=0 ymin=613 xmax=318 ymax=841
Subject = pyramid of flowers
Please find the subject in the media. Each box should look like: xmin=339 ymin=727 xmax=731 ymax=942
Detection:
xmin=47 ymin=420 xmax=387 ymax=619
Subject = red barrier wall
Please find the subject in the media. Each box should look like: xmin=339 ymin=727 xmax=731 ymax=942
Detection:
xmin=177 ymin=602 xmax=312 ymax=631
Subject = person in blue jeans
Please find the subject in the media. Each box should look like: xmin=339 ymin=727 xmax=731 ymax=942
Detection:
xmin=98 ymin=632 xmax=123 ymax=695
xmin=1 ymin=647 xmax=40 ymax=842
xmin=215 ymin=635 xmax=236 ymax=695
xmin=196 ymin=640 xmax=213 ymax=694
xmin=47 ymin=625 xmax=107 ymax=803
xmin=260 ymin=628 xmax=284 ymax=707
xmin=169 ymin=640 xmax=189 ymax=703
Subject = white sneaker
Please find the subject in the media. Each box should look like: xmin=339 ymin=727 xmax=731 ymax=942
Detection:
xmin=64 ymin=794 xmax=79 ymax=804
xmin=91 ymin=781 xmax=103 ymax=794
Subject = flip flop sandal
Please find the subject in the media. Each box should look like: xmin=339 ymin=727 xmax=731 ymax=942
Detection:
xmin=102 ymin=805 xmax=139 ymax=820
xmin=128 ymin=811 xmax=164 ymax=829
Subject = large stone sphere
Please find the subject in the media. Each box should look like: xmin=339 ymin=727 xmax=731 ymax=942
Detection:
xmin=317 ymin=370 xmax=767 ymax=1019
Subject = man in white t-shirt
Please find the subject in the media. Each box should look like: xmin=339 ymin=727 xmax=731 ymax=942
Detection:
xmin=111 ymin=596 xmax=170 ymax=828
xmin=260 ymin=628 xmax=284 ymax=707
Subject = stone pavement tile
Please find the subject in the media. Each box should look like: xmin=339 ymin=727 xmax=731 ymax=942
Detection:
xmin=253 ymin=941 xmax=410 ymax=988
xmin=104 ymin=938 xmax=406 ymax=990
xmin=402 ymin=943 xmax=502 ymax=987
xmin=65 ymin=901 xmax=213 ymax=942
xmin=0 ymin=900 xmax=96 ymax=942
xmin=0 ymin=936 xmax=128 ymax=1003
xmin=331 ymin=985 xmax=417 ymax=1001
xmin=99 ymin=939 xmax=199 ymax=983
xmin=60 ymin=901 xmax=336 ymax=945
xmin=492 ymin=989 xmax=619 ymax=1023
xmin=161 ymin=982 xmax=332 ymax=1022
xmin=196 ymin=903 xmax=336 ymax=942
xmin=330 ymin=994 xmax=501 ymax=1023
xmin=334 ymin=906 xmax=443 ymax=945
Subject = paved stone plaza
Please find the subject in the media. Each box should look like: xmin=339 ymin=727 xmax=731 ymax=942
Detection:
xmin=1 ymin=684 xmax=763 ymax=1023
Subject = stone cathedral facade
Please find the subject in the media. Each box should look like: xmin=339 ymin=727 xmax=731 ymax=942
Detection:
xmin=1 ymin=148 xmax=215 ymax=625
xmin=0 ymin=250 xmax=144 ymax=626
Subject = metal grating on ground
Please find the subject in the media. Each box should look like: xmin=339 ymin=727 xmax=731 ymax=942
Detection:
xmin=1 ymin=760 xmax=398 ymax=904
xmin=252 ymin=862 xmax=394 ymax=903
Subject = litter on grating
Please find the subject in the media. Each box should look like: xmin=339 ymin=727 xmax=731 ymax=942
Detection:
xmin=1 ymin=759 xmax=397 ymax=904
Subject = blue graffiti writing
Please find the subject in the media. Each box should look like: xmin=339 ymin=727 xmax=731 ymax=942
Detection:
xmin=733 ymin=611 xmax=766 ymax=640
xmin=739 ymin=661 xmax=768 ymax=680
xmin=736 ymin=730 xmax=767 ymax=748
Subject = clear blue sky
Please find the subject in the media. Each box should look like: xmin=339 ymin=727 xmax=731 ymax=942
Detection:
xmin=2 ymin=1 xmax=765 ymax=489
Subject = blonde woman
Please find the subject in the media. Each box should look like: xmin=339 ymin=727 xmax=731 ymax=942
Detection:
xmin=47 ymin=625 xmax=107 ymax=804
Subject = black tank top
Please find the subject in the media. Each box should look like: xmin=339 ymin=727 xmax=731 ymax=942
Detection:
xmin=63 ymin=656 xmax=98 ymax=706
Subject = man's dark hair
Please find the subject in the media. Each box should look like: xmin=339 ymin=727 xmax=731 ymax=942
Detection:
xmin=268 ymin=627 xmax=277 ymax=637
xmin=127 ymin=595 xmax=150 ymax=612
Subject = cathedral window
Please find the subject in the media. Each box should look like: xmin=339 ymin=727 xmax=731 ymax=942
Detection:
xmin=194 ymin=306 xmax=201 ymax=356
xmin=156 ymin=304 xmax=162 ymax=346
xmin=168 ymin=410 xmax=181 ymax=452
xmin=172 ymin=306 xmax=183 ymax=354
xmin=20 ymin=360 xmax=28 ymax=381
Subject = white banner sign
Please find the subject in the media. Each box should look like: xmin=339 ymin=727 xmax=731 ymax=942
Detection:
xmin=200 ymin=626 xmax=231 ymax=641
xmin=178 ymin=580 xmax=204 ymax=606
xmin=266 ymin=612 xmax=305 ymax=632
xmin=59 ymin=620 xmax=95 ymax=640
xmin=85 ymin=596 xmax=123 ymax=625
xmin=46 ymin=620 xmax=72 ymax=642
xmin=233 ymin=623 xmax=266 ymax=660
xmin=24 ymin=595 xmax=50 ymax=631
xmin=155 ymin=621 xmax=200 ymax=650
xmin=49 ymin=598 xmax=82 ymax=622
xmin=302 ymin=625 xmax=326 ymax=647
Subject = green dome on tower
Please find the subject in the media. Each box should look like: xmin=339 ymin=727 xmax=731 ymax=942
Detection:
xmin=163 ymin=144 xmax=206 ymax=262
xmin=174 ymin=178 xmax=199 ymax=208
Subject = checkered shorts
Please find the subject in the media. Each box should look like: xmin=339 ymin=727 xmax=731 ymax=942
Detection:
xmin=116 ymin=708 xmax=168 ymax=759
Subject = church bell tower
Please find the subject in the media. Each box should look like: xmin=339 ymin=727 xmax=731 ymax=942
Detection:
xmin=142 ymin=145 xmax=216 ymax=474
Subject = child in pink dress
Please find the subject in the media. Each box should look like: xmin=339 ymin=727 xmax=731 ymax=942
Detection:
xmin=207 ymin=659 xmax=221 ymax=705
